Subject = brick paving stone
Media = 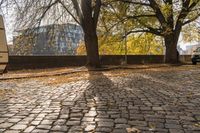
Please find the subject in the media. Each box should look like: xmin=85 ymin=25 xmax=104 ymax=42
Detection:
xmin=95 ymin=118 xmax=114 ymax=122
xmin=53 ymin=119 xmax=66 ymax=125
xmin=169 ymin=129 xmax=184 ymax=133
xmin=165 ymin=123 xmax=182 ymax=129
xmin=24 ymin=126 xmax=35 ymax=132
xmin=0 ymin=118 xmax=7 ymax=124
xmin=34 ymin=117 xmax=43 ymax=121
xmin=50 ymin=132 xmax=64 ymax=133
xmin=32 ymin=129 xmax=50 ymax=133
xmin=70 ymin=113 xmax=83 ymax=118
xmin=98 ymin=121 xmax=114 ymax=127
xmin=0 ymin=122 xmax=13 ymax=128
xmin=154 ymin=128 xmax=169 ymax=132
xmin=3 ymin=114 xmax=15 ymax=117
xmin=114 ymin=118 xmax=127 ymax=124
xmin=96 ymin=114 xmax=109 ymax=118
xmin=31 ymin=120 xmax=41 ymax=125
xmin=66 ymin=121 xmax=80 ymax=126
xmin=148 ymin=122 xmax=164 ymax=128
xmin=146 ymin=118 xmax=165 ymax=122
xmin=85 ymin=111 xmax=97 ymax=117
xmin=128 ymin=120 xmax=148 ymax=126
xmin=17 ymin=120 xmax=30 ymax=125
xmin=84 ymin=125 xmax=95 ymax=132
xmin=7 ymin=119 xmax=21 ymax=123
xmin=4 ymin=130 xmax=20 ymax=133
xmin=195 ymin=116 xmax=200 ymax=120
xmin=37 ymin=124 xmax=52 ymax=130
xmin=129 ymin=114 xmax=144 ymax=120
xmin=82 ymin=117 xmax=94 ymax=122
xmin=152 ymin=106 xmax=163 ymax=111
xmin=40 ymin=120 xmax=54 ymax=125
xmin=68 ymin=126 xmax=84 ymax=132
xmin=111 ymin=114 xmax=121 ymax=118
xmin=1 ymin=67 xmax=200 ymax=132
xmin=180 ymin=116 xmax=195 ymax=121
xmin=37 ymin=113 xmax=47 ymax=118
xmin=10 ymin=124 xmax=27 ymax=130
xmin=166 ymin=119 xmax=180 ymax=124
xmin=0 ymin=129 xmax=5 ymax=132
xmin=115 ymin=124 xmax=130 ymax=129
xmin=113 ymin=128 xmax=127 ymax=133
xmin=95 ymin=127 xmax=112 ymax=132
xmin=51 ymin=125 xmax=69 ymax=132
xmin=59 ymin=115 xmax=69 ymax=119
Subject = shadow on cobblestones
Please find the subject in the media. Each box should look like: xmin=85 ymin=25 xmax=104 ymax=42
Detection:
xmin=1 ymin=68 xmax=200 ymax=133
xmin=76 ymin=71 xmax=142 ymax=133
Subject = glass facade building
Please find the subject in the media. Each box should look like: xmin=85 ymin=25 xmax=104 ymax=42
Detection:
xmin=13 ymin=24 xmax=83 ymax=55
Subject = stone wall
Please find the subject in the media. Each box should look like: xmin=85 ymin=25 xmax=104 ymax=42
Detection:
xmin=7 ymin=55 xmax=192 ymax=70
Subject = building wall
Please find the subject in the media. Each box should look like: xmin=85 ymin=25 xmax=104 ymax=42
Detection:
xmin=13 ymin=24 xmax=84 ymax=56
xmin=185 ymin=44 xmax=200 ymax=55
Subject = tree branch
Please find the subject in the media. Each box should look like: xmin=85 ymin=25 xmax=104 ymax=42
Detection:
xmin=126 ymin=14 xmax=156 ymax=19
xmin=71 ymin=0 xmax=83 ymax=25
xmin=119 ymin=0 xmax=150 ymax=6
xmin=182 ymin=15 xmax=200 ymax=26
xmin=175 ymin=0 xmax=198 ymax=32
xmin=148 ymin=0 xmax=167 ymax=26
xmin=123 ymin=29 xmax=162 ymax=38
xmin=37 ymin=0 xmax=59 ymax=27
xmin=58 ymin=0 xmax=80 ymax=25
xmin=93 ymin=0 xmax=101 ymax=28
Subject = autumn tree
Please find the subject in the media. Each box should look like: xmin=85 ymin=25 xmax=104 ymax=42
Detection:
xmin=1 ymin=0 xmax=102 ymax=68
xmin=76 ymin=34 xmax=163 ymax=55
xmin=119 ymin=0 xmax=200 ymax=63
xmin=182 ymin=21 xmax=200 ymax=43
xmin=70 ymin=0 xmax=101 ymax=68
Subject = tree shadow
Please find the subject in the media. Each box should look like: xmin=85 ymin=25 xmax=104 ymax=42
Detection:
xmin=76 ymin=71 xmax=137 ymax=132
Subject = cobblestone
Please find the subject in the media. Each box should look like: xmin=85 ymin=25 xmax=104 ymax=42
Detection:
xmin=1 ymin=66 xmax=200 ymax=132
xmin=10 ymin=124 xmax=27 ymax=130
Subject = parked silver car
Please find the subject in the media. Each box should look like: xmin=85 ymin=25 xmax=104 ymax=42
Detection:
xmin=191 ymin=47 xmax=200 ymax=65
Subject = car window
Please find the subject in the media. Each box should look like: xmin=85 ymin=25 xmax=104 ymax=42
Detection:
xmin=196 ymin=48 xmax=200 ymax=52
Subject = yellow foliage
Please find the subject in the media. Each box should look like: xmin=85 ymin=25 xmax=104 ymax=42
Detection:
xmin=76 ymin=34 xmax=164 ymax=55
xmin=76 ymin=41 xmax=86 ymax=55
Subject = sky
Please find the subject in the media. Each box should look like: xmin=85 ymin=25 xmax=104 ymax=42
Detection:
xmin=0 ymin=6 xmax=199 ymax=51
xmin=0 ymin=5 xmax=15 ymax=43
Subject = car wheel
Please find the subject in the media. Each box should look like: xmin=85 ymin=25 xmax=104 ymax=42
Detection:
xmin=192 ymin=61 xmax=197 ymax=65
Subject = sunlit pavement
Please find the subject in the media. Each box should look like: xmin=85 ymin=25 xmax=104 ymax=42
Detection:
xmin=0 ymin=65 xmax=200 ymax=133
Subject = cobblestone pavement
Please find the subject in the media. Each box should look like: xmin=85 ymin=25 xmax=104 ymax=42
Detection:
xmin=0 ymin=66 xmax=200 ymax=133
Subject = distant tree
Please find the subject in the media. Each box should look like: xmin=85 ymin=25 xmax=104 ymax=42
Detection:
xmin=119 ymin=0 xmax=200 ymax=63
xmin=12 ymin=34 xmax=35 ymax=55
xmin=182 ymin=21 xmax=200 ymax=43
xmin=76 ymin=41 xmax=86 ymax=55
xmin=76 ymin=34 xmax=163 ymax=55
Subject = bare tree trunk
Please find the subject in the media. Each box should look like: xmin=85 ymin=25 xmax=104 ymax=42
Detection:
xmin=84 ymin=30 xmax=101 ymax=68
xmin=164 ymin=34 xmax=179 ymax=64
xmin=80 ymin=0 xmax=101 ymax=68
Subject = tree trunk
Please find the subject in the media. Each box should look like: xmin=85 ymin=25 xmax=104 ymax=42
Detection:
xmin=164 ymin=35 xmax=179 ymax=64
xmin=80 ymin=0 xmax=101 ymax=68
xmin=84 ymin=30 xmax=101 ymax=68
